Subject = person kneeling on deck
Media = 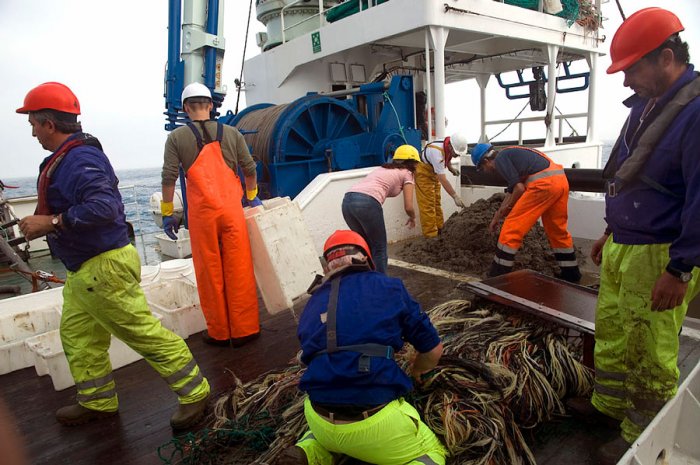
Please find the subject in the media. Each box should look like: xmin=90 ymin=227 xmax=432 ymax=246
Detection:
xmin=279 ymin=230 xmax=447 ymax=465
xmin=472 ymin=143 xmax=581 ymax=283
xmin=17 ymin=82 xmax=210 ymax=429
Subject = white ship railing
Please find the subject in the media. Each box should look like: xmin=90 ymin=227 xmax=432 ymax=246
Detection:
xmin=486 ymin=111 xmax=588 ymax=145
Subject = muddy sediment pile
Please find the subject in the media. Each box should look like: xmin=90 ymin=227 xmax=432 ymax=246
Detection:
xmin=395 ymin=194 xmax=582 ymax=277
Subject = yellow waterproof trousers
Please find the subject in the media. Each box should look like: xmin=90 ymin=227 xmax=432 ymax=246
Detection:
xmin=415 ymin=163 xmax=443 ymax=238
xmin=592 ymin=237 xmax=699 ymax=442
xmin=61 ymin=244 xmax=210 ymax=412
xmin=297 ymin=397 xmax=446 ymax=465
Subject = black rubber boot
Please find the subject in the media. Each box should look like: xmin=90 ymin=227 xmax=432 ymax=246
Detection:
xmin=559 ymin=266 xmax=582 ymax=283
xmin=487 ymin=261 xmax=512 ymax=278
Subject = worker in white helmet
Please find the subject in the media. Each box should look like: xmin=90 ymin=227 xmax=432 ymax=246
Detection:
xmin=161 ymin=82 xmax=261 ymax=347
xmin=415 ymin=133 xmax=467 ymax=237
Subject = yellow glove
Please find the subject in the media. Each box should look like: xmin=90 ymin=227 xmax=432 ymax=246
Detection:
xmin=246 ymin=186 xmax=258 ymax=201
xmin=161 ymin=201 xmax=174 ymax=216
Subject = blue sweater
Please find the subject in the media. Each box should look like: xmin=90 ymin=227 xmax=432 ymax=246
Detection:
xmin=298 ymin=270 xmax=441 ymax=406
xmin=606 ymin=66 xmax=700 ymax=272
xmin=41 ymin=133 xmax=130 ymax=271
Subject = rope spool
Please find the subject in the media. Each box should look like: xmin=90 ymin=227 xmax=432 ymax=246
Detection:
xmin=235 ymin=104 xmax=290 ymax=166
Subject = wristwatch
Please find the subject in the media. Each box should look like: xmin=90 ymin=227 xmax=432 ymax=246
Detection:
xmin=666 ymin=264 xmax=693 ymax=283
xmin=51 ymin=214 xmax=62 ymax=230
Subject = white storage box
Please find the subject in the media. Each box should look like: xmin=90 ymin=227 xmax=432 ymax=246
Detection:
xmin=25 ymin=313 xmax=165 ymax=391
xmin=143 ymin=279 xmax=205 ymax=338
xmin=0 ymin=306 xmax=62 ymax=375
xmin=245 ymin=197 xmax=324 ymax=314
xmin=156 ymin=228 xmax=192 ymax=259
xmin=159 ymin=258 xmax=196 ymax=283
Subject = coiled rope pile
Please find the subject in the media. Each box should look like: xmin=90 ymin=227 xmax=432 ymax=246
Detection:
xmin=159 ymin=300 xmax=593 ymax=465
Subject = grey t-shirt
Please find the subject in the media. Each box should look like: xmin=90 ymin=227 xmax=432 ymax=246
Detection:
xmin=161 ymin=121 xmax=257 ymax=185
xmin=494 ymin=147 xmax=550 ymax=192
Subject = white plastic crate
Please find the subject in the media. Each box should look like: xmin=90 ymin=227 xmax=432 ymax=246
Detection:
xmin=0 ymin=306 xmax=62 ymax=375
xmin=245 ymin=197 xmax=324 ymax=314
xmin=156 ymin=228 xmax=192 ymax=259
xmin=25 ymin=314 xmax=165 ymax=391
xmin=143 ymin=278 xmax=206 ymax=338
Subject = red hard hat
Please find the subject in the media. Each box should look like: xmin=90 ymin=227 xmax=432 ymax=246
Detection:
xmin=323 ymin=230 xmax=375 ymax=270
xmin=16 ymin=82 xmax=81 ymax=114
xmin=607 ymin=7 xmax=684 ymax=74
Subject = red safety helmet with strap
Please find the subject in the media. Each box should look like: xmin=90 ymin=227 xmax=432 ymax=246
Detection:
xmin=607 ymin=7 xmax=684 ymax=74
xmin=16 ymin=82 xmax=81 ymax=114
xmin=323 ymin=230 xmax=375 ymax=270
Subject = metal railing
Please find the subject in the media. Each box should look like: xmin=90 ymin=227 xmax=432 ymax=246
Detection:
xmin=485 ymin=112 xmax=587 ymax=145
xmin=281 ymin=0 xmax=380 ymax=44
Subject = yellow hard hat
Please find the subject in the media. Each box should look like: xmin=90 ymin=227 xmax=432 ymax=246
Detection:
xmin=392 ymin=144 xmax=420 ymax=162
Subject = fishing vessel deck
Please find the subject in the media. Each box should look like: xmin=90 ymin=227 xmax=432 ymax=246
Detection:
xmin=2 ymin=260 xmax=700 ymax=465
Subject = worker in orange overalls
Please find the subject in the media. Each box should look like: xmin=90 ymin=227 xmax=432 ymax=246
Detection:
xmin=471 ymin=143 xmax=581 ymax=283
xmin=161 ymin=83 xmax=260 ymax=346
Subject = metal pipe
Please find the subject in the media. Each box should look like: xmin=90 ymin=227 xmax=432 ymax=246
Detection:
xmin=317 ymin=82 xmax=389 ymax=98
xmin=425 ymin=28 xmax=433 ymax=142
xmin=460 ymin=166 xmax=606 ymax=193
xmin=204 ymin=0 xmax=219 ymax=90
xmin=166 ymin=0 xmax=183 ymax=126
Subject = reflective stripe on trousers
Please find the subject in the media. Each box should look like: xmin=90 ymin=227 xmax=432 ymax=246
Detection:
xmin=415 ymin=163 xmax=443 ymax=238
xmin=592 ymin=236 xmax=700 ymax=442
xmin=61 ymin=244 xmax=210 ymax=411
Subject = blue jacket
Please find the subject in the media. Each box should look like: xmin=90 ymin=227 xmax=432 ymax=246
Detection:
xmin=606 ymin=65 xmax=700 ymax=272
xmin=41 ymin=133 xmax=130 ymax=271
xmin=297 ymin=270 xmax=441 ymax=406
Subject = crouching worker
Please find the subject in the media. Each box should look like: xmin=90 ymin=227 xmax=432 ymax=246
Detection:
xmin=280 ymin=230 xmax=447 ymax=465
xmin=471 ymin=143 xmax=581 ymax=283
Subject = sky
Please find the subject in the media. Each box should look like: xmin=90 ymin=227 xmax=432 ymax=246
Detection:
xmin=1 ymin=0 xmax=698 ymax=179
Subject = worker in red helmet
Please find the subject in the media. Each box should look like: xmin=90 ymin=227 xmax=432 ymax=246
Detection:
xmin=567 ymin=8 xmax=700 ymax=464
xmin=277 ymin=230 xmax=447 ymax=465
xmin=17 ymin=82 xmax=210 ymax=429
xmin=161 ymin=82 xmax=261 ymax=346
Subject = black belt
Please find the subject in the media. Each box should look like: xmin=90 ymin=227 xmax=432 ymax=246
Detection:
xmin=311 ymin=402 xmax=386 ymax=422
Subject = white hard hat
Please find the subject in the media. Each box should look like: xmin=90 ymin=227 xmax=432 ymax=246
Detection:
xmin=181 ymin=82 xmax=212 ymax=103
xmin=449 ymin=133 xmax=468 ymax=155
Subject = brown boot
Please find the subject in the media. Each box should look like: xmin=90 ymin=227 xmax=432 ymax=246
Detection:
xmin=566 ymin=397 xmax=619 ymax=428
xmin=56 ymin=404 xmax=118 ymax=426
xmin=275 ymin=446 xmax=308 ymax=465
xmin=597 ymin=436 xmax=631 ymax=465
xmin=170 ymin=394 xmax=210 ymax=430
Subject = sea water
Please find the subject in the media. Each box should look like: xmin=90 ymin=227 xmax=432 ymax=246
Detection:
xmin=3 ymin=166 xmax=169 ymax=266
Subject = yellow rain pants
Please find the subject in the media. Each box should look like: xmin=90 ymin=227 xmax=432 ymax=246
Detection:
xmin=415 ymin=163 xmax=443 ymax=238
xmin=296 ymin=397 xmax=447 ymax=465
xmin=592 ymin=236 xmax=699 ymax=442
xmin=61 ymin=244 xmax=210 ymax=412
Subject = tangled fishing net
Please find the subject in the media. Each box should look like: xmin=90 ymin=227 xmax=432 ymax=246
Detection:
xmin=159 ymin=300 xmax=593 ymax=465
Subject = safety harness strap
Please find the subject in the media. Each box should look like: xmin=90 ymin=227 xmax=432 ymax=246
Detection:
xmin=187 ymin=121 xmax=224 ymax=152
xmin=313 ymin=276 xmax=394 ymax=372
xmin=604 ymin=74 xmax=700 ymax=197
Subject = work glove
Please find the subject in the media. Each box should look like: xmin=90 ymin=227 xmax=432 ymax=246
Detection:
xmin=246 ymin=196 xmax=263 ymax=208
xmin=448 ymin=164 xmax=460 ymax=176
xmin=452 ymin=194 xmax=466 ymax=209
xmin=161 ymin=200 xmax=179 ymax=240
xmin=245 ymin=186 xmax=263 ymax=208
